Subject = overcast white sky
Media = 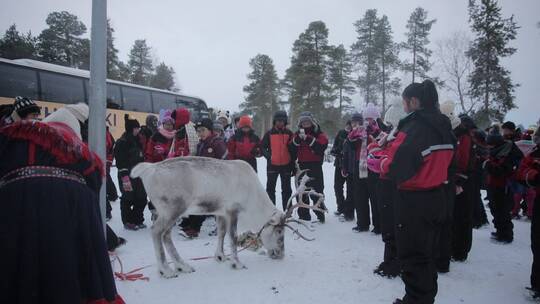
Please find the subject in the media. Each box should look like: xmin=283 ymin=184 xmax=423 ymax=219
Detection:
xmin=1 ymin=0 xmax=539 ymax=125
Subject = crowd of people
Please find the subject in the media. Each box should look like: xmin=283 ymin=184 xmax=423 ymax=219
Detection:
xmin=1 ymin=79 xmax=540 ymax=303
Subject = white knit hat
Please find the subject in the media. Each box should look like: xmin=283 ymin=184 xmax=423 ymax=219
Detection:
xmin=384 ymin=101 xmax=406 ymax=127
xmin=362 ymin=103 xmax=380 ymax=120
xmin=440 ymin=100 xmax=461 ymax=129
xmin=43 ymin=107 xmax=83 ymax=139
xmin=64 ymin=103 xmax=89 ymax=123
xmin=216 ymin=109 xmax=231 ymax=125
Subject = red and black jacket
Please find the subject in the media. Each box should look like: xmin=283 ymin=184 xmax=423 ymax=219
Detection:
xmin=261 ymin=127 xmax=295 ymax=168
xmin=106 ymin=128 xmax=115 ymax=171
xmin=454 ymin=126 xmax=475 ymax=186
xmin=144 ymin=132 xmax=173 ymax=163
xmin=380 ymin=110 xmax=456 ymax=191
xmin=289 ymin=126 xmax=329 ymax=164
xmin=227 ymin=130 xmax=261 ymax=161
xmin=516 ymin=146 xmax=540 ymax=191
xmin=484 ymin=141 xmax=523 ymax=188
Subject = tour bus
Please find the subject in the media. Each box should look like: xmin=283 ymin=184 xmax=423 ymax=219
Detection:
xmin=0 ymin=57 xmax=209 ymax=138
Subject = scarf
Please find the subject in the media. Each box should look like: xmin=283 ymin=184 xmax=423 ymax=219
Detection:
xmin=158 ymin=126 xmax=176 ymax=139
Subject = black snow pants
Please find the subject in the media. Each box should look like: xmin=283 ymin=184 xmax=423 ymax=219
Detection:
xmin=451 ymin=178 xmax=475 ymax=261
xmin=488 ymin=186 xmax=514 ymax=241
xmin=266 ymin=164 xmax=293 ymax=211
xmin=395 ymin=187 xmax=446 ymax=304
xmin=377 ymin=178 xmax=399 ymax=267
xmin=531 ymin=194 xmax=540 ymax=291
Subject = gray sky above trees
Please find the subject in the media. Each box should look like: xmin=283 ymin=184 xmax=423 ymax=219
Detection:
xmin=1 ymin=0 xmax=539 ymax=125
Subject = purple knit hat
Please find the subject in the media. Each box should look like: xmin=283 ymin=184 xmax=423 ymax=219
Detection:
xmin=362 ymin=103 xmax=380 ymax=120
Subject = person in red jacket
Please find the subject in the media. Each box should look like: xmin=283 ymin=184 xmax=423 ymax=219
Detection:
xmin=516 ymin=127 xmax=540 ymax=299
xmin=169 ymin=107 xmax=192 ymax=157
xmin=380 ymin=80 xmax=455 ymax=304
xmin=145 ymin=111 xmax=176 ymax=163
xmin=227 ymin=115 xmax=261 ymax=171
xmin=289 ymin=111 xmax=329 ymax=223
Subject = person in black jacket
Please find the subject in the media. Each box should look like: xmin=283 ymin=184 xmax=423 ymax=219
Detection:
xmin=114 ymin=114 xmax=148 ymax=231
xmin=380 ymin=80 xmax=455 ymax=304
xmin=330 ymin=121 xmax=352 ymax=219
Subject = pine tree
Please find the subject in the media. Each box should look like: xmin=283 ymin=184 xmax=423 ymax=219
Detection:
xmin=128 ymin=39 xmax=153 ymax=85
xmin=241 ymin=54 xmax=280 ymax=135
xmin=284 ymin=21 xmax=331 ymax=122
xmin=326 ymin=44 xmax=355 ymax=119
xmin=0 ymin=24 xmax=37 ymax=59
xmin=106 ymin=20 xmax=121 ymax=80
xmin=150 ymin=62 xmax=176 ymax=90
xmin=468 ymin=0 xmax=519 ymax=121
xmin=37 ymin=11 xmax=87 ymax=67
xmin=351 ymin=9 xmax=381 ymax=106
xmin=401 ymin=7 xmax=436 ymax=83
xmin=375 ymin=15 xmax=401 ymax=114
xmin=116 ymin=61 xmax=132 ymax=82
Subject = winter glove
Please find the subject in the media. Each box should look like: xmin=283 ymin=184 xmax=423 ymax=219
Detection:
xmin=341 ymin=169 xmax=349 ymax=178
xmin=121 ymin=175 xmax=133 ymax=192
xmin=348 ymin=127 xmax=366 ymax=141
xmin=251 ymin=146 xmax=262 ymax=157
xmin=367 ymin=155 xmax=382 ymax=174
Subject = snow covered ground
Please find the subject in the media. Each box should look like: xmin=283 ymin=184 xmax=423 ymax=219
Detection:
xmin=109 ymin=159 xmax=534 ymax=304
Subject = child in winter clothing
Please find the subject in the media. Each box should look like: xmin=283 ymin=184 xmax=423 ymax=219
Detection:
xmin=289 ymin=111 xmax=329 ymax=223
xmin=484 ymin=126 xmax=524 ymax=243
xmin=114 ymin=114 xmax=148 ymax=231
xmin=227 ymin=115 xmax=262 ymax=171
xmin=139 ymin=114 xmax=158 ymax=153
xmin=261 ymin=111 xmax=295 ymax=211
xmin=330 ymin=121 xmax=352 ymax=218
xmin=216 ymin=110 xmax=235 ymax=142
xmin=180 ymin=118 xmax=227 ymax=238
xmin=145 ymin=110 xmax=176 ymax=163
xmin=342 ymin=112 xmax=376 ymax=232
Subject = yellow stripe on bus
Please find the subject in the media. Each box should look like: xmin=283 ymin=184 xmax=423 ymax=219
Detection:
xmin=0 ymin=97 xmax=153 ymax=139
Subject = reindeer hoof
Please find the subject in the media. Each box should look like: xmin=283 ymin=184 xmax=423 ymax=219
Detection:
xmin=231 ymin=261 xmax=247 ymax=270
xmin=176 ymin=263 xmax=195 ymax=273
xmin=215 ymin=253 xmax=226 ymax=262
xmin=159 ymin=268 xmax=178 ymax=279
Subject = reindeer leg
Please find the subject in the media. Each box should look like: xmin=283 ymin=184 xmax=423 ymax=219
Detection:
xmin=151 ymin=214 xmax=178 ymax=278
xmin=215 ymin=216 xmax=227 ymax=262
xmin=227 ymin=210 xmax=246 ymax=269
xmin=163 ymin=225 xmax=195 ymax=273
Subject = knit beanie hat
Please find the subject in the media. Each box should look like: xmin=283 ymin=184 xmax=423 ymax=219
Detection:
xmin=351 ymin=112 xmax=363 ymax=124
xmin=273 ymin=110 xmax=288 ymax=125
xmin=238 ymin=115 xmax=253 ymax=129
xmin=362 ymin=103 xmax=380 ymax=120
xmin=195 ymin=118 xmax=214 ymax=131
xmin=502 ymin=121 xmax=516 ymax=131
xmin=297 ymin=111 xmax=315 ymax=126
xmin=172 ymin=108 xmax=191 ymax=129
xmin=14 ymin=96 xmax=40 ymax=118
xmin=161 ymin=109 xmax=175 ymax=125
xmin=124 ymin=114 xmax=140 ymax=133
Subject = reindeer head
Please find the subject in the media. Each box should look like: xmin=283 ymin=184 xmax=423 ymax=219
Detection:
xmin=258 ymin=212 xmax=286 ymax=259
xmin=258 ymin=166 xmax=326 ymax=259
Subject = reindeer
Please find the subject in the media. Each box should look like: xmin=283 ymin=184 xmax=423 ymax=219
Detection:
xmin=130 ymin=156 xmax=325 ymax=278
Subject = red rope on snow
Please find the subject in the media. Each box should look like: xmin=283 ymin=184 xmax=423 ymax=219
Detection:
xmin=109 ymin=239 xmax=258 ymax=282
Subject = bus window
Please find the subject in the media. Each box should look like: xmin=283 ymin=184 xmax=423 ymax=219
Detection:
xmin=0 ymin=63 xmax=39 ymax=99
xmin=122 ymin=86 xmax=152 ymax=113
xmin=40 ymin=72 xmax=85 ymax=104
xmin=107 ymin=84 xmax=122 ymax=109
xmin=151 ymin=92 xmax=175 ymax=113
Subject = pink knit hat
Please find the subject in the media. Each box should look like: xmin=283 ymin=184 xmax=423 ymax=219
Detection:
xmin=362 ymin=103 xmax=380 ymax=120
